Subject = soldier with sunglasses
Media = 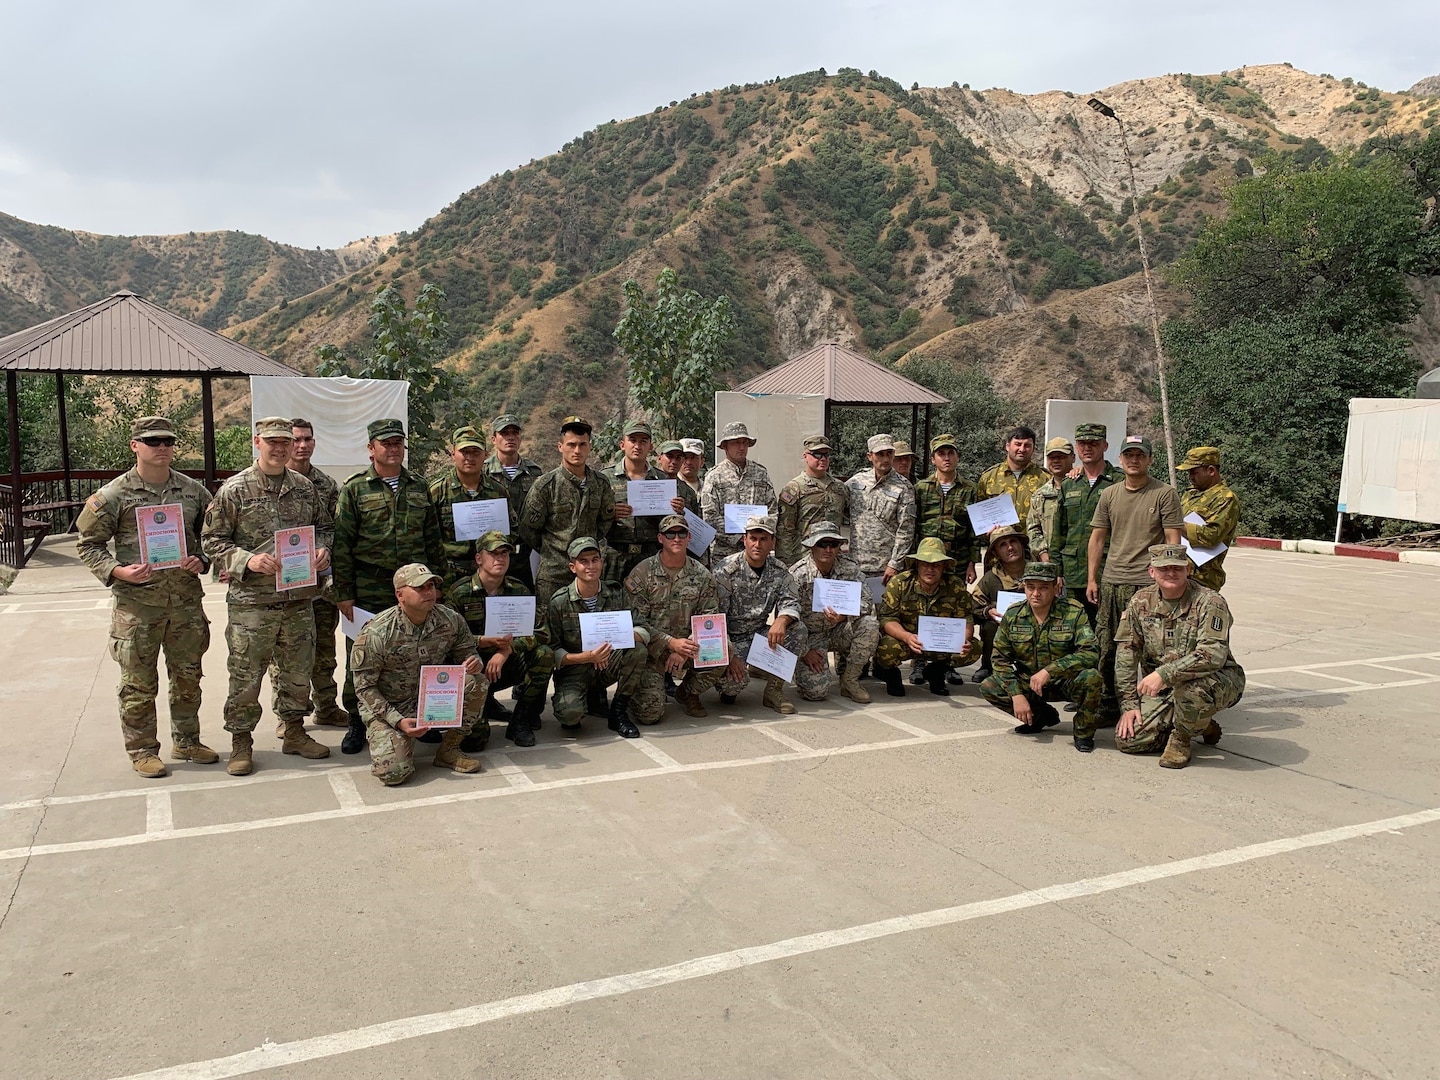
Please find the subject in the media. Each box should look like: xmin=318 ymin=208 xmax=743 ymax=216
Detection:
xmin=776 ymin=434 xmax=852 ymax=568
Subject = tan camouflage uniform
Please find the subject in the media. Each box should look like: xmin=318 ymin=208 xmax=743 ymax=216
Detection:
xmin=1181 ymin=482 xmax=1240 ymax=592
xmin=699 ymin=459 xmax=776 ymax=561
xmin=972 ymin=461 xmax=1048 ymax=562
xmin=789 ymin=552 xmax=880 ymax=701
xmin=845 ymin=468 xmax=917 ymax=576
xmin=775 ymin=472 xmax=850 ymax=568
xmin=1026 ymin=476 xmax=1063 ymax=560
xmin=624 ymin=553 xmax=724 ymax=722
xmin=712 ymin=550 xmax=805 ymax=695
xmin=517 ymin=464 xmax=615 ymax=607
xmin=543 ymin=580 xmax=649 ymax=727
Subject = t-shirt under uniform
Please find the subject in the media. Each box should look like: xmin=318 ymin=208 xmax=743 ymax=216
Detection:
xmin=1090 ymin=478 xmax=1183 ymax=585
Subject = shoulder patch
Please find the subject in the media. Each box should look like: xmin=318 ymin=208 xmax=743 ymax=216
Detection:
xmin=86 ymin=494 xmax=105 ymax=513
xmin=779 ymin=489 xmax=797 ymax=505
xmin=1211 ymin=615 xmax=1224 ymax=632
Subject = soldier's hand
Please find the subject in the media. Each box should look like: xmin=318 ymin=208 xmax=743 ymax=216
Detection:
xmin=314 ymin=547 xmax=332 ymax=573
xmin=903 ymin=631 xmax=925 ymax=656
xmin=803 ymin=649 xmax=826 ymax=673
xmin=337 ymin=600 xmax=355 ymax=621
xmin=1012 ymin=694 xmax=1032 ymax=724
xmin=964 ymin=564 xmax=976 ymax=585
xmin=882 ymin=565 xmax=898 ymax=584
xmin=766 ymin=618 xmax=788 ymax=649
xmin=180 ymin=556 xmax=205 ymax=575
xmin=589 ymin=642 xmax=613 ymax=668
xmin=1117 ymin=710 xmax=1141 ymax=740
xmin=1029 ymin=669 xmax=1051 ymax=694
xmin=247 ymin=552 xmax=280 ymax=575
xmin=670 ymin=496 xmax=686 ymax=513
xmin=822 ymin=606 xmax=843 ymax=626
xmin=1138 ymin=671 xmax=1167 ymax=697
xmin=484 ymin=652 xmax=506 ymax=683
xmin=1085 ymin=580 xmax=1099 ymax=605
xmin=668 ymin=636 xmax=699 ymax=660
xmin=398 ymin=716 xmax=427 ymax=736
xmin=112 ymin=563 xmax=153 ymax=584
xmin=727 ymin=656 xmax=748 ymax=683
xmin=614 ymin=503 xmax=634 ymax=520
xmin=462 ymin=655 xmax=484 ymax=677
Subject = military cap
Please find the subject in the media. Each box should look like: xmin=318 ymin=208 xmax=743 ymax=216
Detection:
xmin=1020 ymin=561 xmax=1060 ymax=583
xmin=907 ymin=537 xmax=955 ymax=564
xmin=986 ymin=523 xmax=1028 ymax=553
xmin=1149 ymin=543 xmax=1189 ymax=568
xmin=451 ymin=425 xmax=486 ymax=450
xmin=658 ymin=514 xmax=689 ymax=534
xmin=1179 ymin=446 xmax=1220 ymax=470
xmin=1074 ymin=422 xmax=1107 ymax=441
xmin=475 ymin=530 xmax=514 ymax=553
xmin=254 ymin=416 xmax=294 ymax=440
xmin=393 ymin=563 xmax=443 ymax=589
xmin=559 ymin=414 xmax=593 ymax=434
xmin=367 ymin=418 xmax=406 ymax=441
xmin=801 ymin=520 xmax=847 ymax=547
xmin=803 ymin=434 xmax=832 ymax=453
xmin=892 ymin=439 xmax=915 ymax=458
xmin=1044 ymin=436 xmax=1074 ymax=456
xmin=680 ymin=438 xmax=705 ymax=456
xmin=743 ymin=514 xmax=777 ymax=535
xmin=718 ymin=421 xmax=756 ymax=445
xmin=656 ymin=440 xmax=683 ymax=455
xmin=491 ymin=414 xmax=523 ymax=434
xmin=567 ymin=536 xmax=602 ymax=559
xmin=131 ymin=416 xmax=176 ymax=440
xmin=623 ymin=419 xmax=653 ymax=438
xmin=930 ymin=432 xmax=959 ymax=452
xmin=867 ymin=433 xmax=896 ymax=453
xmin=1119 ymin=433 xmax=1153 ymax=456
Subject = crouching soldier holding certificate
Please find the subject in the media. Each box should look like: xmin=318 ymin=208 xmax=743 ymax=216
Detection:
xmin=351 ymin=564 xmax=487 ymax=785
xmin=788 ymin=521 xmax=879 ymax=704
xmin=713 ymin=514 xmax=805 ymax=714
xmin=874 ymin=538 xmax=976 ymax=697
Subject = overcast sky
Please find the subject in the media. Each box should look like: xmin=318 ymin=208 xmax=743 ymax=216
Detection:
xmin=2 ymin=1 xmax=1435 ymax=250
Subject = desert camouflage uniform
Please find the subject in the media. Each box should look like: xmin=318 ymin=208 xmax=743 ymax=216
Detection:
xmin=875 ymin=570 xmax=972 ymax=668
xmin=76 ymin=468 xmax=212 ymax=759
xmin=428 ymin=467 xmax=511 ymax=589
xmin=1052 ymin=464 xmax=1124 ymax=620
xmin=1181 ymin=482 xmax=1240 ymax=592
xmin=202 ymin=466 xmax=333 ymax=735
xmin=712 ymin=551 xmax=805 ymax=695
xmin=351 ymin=603 xmax=486 ymax=784
xmin=485 ymin=452 xmax=543 ymax=586
xmin=776 ymin=472 xmax=851 ymax=568
xmin=543 ymin=580 xmax=649 ymax=726
xmin=979 ymin=597 xmax=1103 ymax=737
xmin=911 ymin=474 xmax=975 ymax=566
xmin=1026 ymin=476 xmax=1064 ymax=561
xmin=624 ymin=554 xmax=725 ymax=722
xmin=517 ymin=464 xmax=615 ymax=608
xmin=699 ymin=459 xmax=776 ymax=561
xmin=290 ymin=465 xmax=343 ymax=720
xmin=845 ymin=468 xmax=916 ymax=576
xmin=446 ymin=573 xmax=554 ymax=712
xmin=789 ymin=552 xmax=880 ymax=701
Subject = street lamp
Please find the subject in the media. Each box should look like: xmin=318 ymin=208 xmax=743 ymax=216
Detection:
xmin=1087 ymin=96 xmax=1178 ymax=488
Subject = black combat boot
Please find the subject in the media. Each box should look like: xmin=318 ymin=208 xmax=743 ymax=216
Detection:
xmin=340 ymin=716 xmax=367 ymax=755
xmin=504 ymin=714 xmax=536 ymax=748
xmin=483 ymin=694 xmax=513 ymax=722
xmin=924 ymin=662 xmax=951 ymax=697
xmin=876 ymin=665 xmax=906 ymax=697
xmin=587 ymin=685 xmax=609 ymax=717
xmin=608 ymin=694 xmax=640 ymax=739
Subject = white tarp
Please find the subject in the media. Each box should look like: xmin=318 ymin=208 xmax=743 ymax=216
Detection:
xmin=1337 ymin=398 xmax=1440 ymax=524
xmin=1044 ymin=399 xmax=1129 ymax=465
xmin=714 ymin=391 xmax=826 ymax=487
xmin=249 ymin=376 xmax=409 ymax=484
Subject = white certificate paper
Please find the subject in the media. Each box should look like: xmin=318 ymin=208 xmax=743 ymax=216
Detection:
xmin=341 ymin=605 xmax=376 ymax=640
xmin=1183 ymin=511 xmax=1206 ymax=526
xmin=811 ymin=577 xmax=862 ymax=616
xmin=580 ymin=609 xmax=635 ymax=651
xmin=275 ymin=525 xmax=317 ymax=591
xmin=746 ymin=634 xmax=799 ymax=683
xmin=1182 ymin=537 xmax=1227 ymax=567
xmin=996 ymin=590 xmax=1025 ymax=616
xmin=627 ymin=479 xmax=677 ymax=517
xmin=452 ymin=498 xmax=512 ymax=542
xmin=916 ymin=615 xmax=968 ymax=653
xmin=135 ymin=503 xmax=186 ymax=569
xmin=965 ymin=494 xmax=1020 ymax=536
xmin=484 ymin=595 xmax=536 ymax=637
xmin=724 ymin=503 xmax=769 ymax=533
xmin=684 ymin=509 xmax=716 ymax=557
xmin=865 ymin=575 xmax=887 ymax=603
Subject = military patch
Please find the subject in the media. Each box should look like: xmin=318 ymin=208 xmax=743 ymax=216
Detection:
xmin=351 ymin=646 xmax=367 ymax=666
xmin=1211 ymin=615 xmax=1224 ymax=632
xmin=780 ymin=489 xmax=797 ymax=505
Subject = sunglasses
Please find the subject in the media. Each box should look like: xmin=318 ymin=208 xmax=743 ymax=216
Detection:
xmin=661 ymin=530 xmax=690 ymax=540
xmin=138 ymin=437 xmax=176 ymax=447
xmin=813 ymin=540 xmax=842 ymax=549
xmin=807 ymin=451 xmax=831 ymax=459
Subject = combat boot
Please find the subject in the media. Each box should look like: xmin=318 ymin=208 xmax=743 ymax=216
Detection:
xmin=132 ymin=754 xmax=168 ymax=779
xmin=1159 ymin=727 xmax=1193 ymax=769
xmin=1200 ymin=719 xmax=1222 ymax=745
xmin=313 ymin=705 xmax=350 ymax=728
xmin=924 ymin=662 xmax=951 ymax=697
xmin=170 ymin=740 xmax=219 ymax=764
xmin=608 ymin=694 xmax=640 ymax=739
xmin=762 ymin=677 xmax=796 ymax=715
xmin=505 ymin=703 xmax=537 ymax=748
xmin=482 ymin=695 xmax=513 ymax=722
xmin=676 ymin=684 xmax=708 ymax=718
xmin=875 ymin=665 xmax=905 ymax=697
xmin=282 ymin=720 xmax=331 ymax=759
xmin=587 ymin=685 xmax=609 ymax=718
xmin=340 ymin=716 xmax=367 ymax=755
xmin=433 ymin=730 xmax=483 ymax=774
xmin=840 ymin=666 xmax=871 ymax=704
xmin=227 ymin=732 xmax=254 ymax=776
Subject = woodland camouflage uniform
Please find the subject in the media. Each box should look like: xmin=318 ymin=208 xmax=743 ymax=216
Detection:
xmin=484 ymin=446 xmax=543 ymax=586
xmin=972 ymin=460 xmax=1048 ymax=560
xmin=544 ymin=579 xmax=649 ymax=728
xmin=1180 ymin=450 xmax=1241 ymax=592
xmin=979 ymin=585 xmax=1103 ymax=738
xmin=875 ymin=566 xmax=973 ymax=669
xmin=427 ymin=466 xmax=510 ymax=589
xmin=446 ymin=571 xmax=554 ymax=716
xmin=911 ymin=474 xmax=976 ymax=566
xmin=290 ymin=464 xmax=345 ymax=724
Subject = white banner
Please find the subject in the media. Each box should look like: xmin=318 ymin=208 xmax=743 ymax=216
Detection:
xmin=250 ymin=376 xmax=410 ymax=484
xmin=1337 ymin=398 xmax=1440 ymax=524
xmin=714 ymin=391 xmax=826 ymax=489
xmin=1043 ymin=399 xmax=1129 ymax=466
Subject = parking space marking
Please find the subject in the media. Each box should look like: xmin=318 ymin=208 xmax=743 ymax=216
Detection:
xmin=630 ymin=739 xmax=684 ymax=769
xmin=1246 ymin=652 xmax=1440 ymax=675
xmin=486 ymin=754 xmax=536 ymax=790
xmin=144 ymin=792 xmax=172 ymax=835
xmin=754 ymin=726 xmax=811 ymax=753
xmin=328 ymin=772 xmax=366 ymax=810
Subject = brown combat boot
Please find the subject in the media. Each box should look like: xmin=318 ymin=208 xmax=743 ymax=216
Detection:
xmin=227 ymin=732 xmax=254 ymax=776
xmin=170 ymin=740 xmax=219 ymax=764
xmin=839 ymin=667 xmax=871 ymax=704
xmin=132 ymin=754 xmax=168 ymax=779
xmin=281 ymin=720 xmax=331 ymax=759
xmin=762 ymin=677 xmax=796 ymax=714
xmin=676 ymin=684 xmax=708 ymax=718
xmin=313 ymin=705 xmax=350 ymax=728
xmin=1159 ymin=727 xmax=1193 ymax=769
xmin=1200 ymin=719 xmax=1223 ymax=745
xmin=433 ymin=730 xmax=483 ymax=774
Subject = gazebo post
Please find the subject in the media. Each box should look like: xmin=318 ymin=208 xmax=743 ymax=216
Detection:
xmin=201 ymin=375 xmax=217 ymax=491
xmin=909 ymin=405 xmax=918 ymax=455
xmin=823 ymin=399 xmax=832 ymax=439
xmin=922 ymin=405 xmax=933 ymax=478
xmin=6 ymin=371 xmax=21 ymax=567
xmin=55 ymin=373 xmax=73 ymax=508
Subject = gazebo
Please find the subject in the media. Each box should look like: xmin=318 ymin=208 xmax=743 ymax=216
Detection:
xmin=2 ymin=291 xmax=302 ymax=568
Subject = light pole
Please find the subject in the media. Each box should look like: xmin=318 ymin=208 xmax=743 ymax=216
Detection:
xmin=1087 ymin=96 xmax=1178 ymax=488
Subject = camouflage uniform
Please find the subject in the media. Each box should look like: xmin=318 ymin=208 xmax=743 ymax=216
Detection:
xmin=1114 ymin=581 xmax=1245 ymax=752
xmin=789 ymin=551 xmax=880 ymax=701
xmin=76 ymin=467 xmax=212 ymax=760
xmin=969 ymin=561 xmax=1024 ymax=674
xmin=972 ymin=461 xmax=1047 ymax=561
xmin=845 ymin=468 xmax=917 ymax=576
xmin=911 ymin=475 xmax=976 ymax=565
xmin=1026 ymin=476 xmax=1063 ymax=561
xmin=1181 ymin=482 xmax=1240 ymax=592
xmin=1052 ymin=464 xmax=1124 ymax=620
xmin=517 ymin=464 xmax=615 ymax=607
xmin=699 ymin=459 xmax=776 ymax=561
xmin=290 ymin=464 xmax=343 ymax=722
xmin=979 ymin=597 xmax=1103 ymax=737
xmin=484 ymin=452 xmax=543 ymax=586
xmin=351 ymin=603 xmax=487 ymax=784
xmin=428 ymin=467 xmax=511 ymax=589
xmin=624 ymin=553 xmax=725 ymax=722
xmin=201 ymin=465 xmax=333 ymax=735
xmin=446 ymin=573 xmax=554 ymax=715
xmin=776 ymin=472 xmax=850 ymax=568
xmin=604 ymin=460 xmax=672 ymax=585
xmin=712 ymin=550 xmax=805 ymax=695
xmin=875 ymin=570 xmax=972 ymax=668
xmin=544 ymin=580 xmax=648 ymax=727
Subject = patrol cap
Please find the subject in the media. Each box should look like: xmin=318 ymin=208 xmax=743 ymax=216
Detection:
xmin=451 ymin=425 xmax=486 ymax=450
xmin=623 ymin=419 xmax=653 ymax=438
xmin=131 ymin=416 xmax=176 ymax=440
xmin=567 ymin=536 xmax=602 ymax=559
xmin=743 ymin=514 xmax=777 ymax=535
xmin=803 ymin=434 xmax=832 ymax=453
xmin=680 ymin=438 xmax=705 ymax=456
xmin=930 ymin=432 xmax=959 ymax=452
xmin=475 ymin=530 xmax=513 ymax=553
xmin=907 ymin=537 xmax=955 ymax=564
xmin=367 ymin=418 xmax=406 ymax=442
xmin=1119 ymin=434 xmax=1153 ymax=456
xmin=718 ymin=421 xmax=755 ymax=445
xmin=254 ymin=416 xmax=294 ymax=440
xmin=1021 ymin=561 xmax=1060 ymax=583
xmin=1149 ymin=543 xmax=1190 ymax=569
xmin=1045 ymin=436 xmax=1074 ymax=456
xmin=987 ymin=523 xmax=1027 ymax=553
xmin=658 ymin=514 xmax=689 ymax=534
xmin=656 ymin=440 xmax=683 ymax=455
xmin=1074 ymin=422 xmax=1107 ymax=442
xmin=801 ymin=520 xmax=846 ymax=547
xmin=560 ymin=414 xmax=593 ymax=435
xmin=491 ymin=414 xmax=523 ymax=434
xmin=393 ymin=563 xmax=443 ymax=589
xmin=1180 ymin=446 xmax=1220 ymax=470
xmin=892 ymin=440 xmax=914 ymax=459
xmin=867 ymin=433 xmax=896 ymax=453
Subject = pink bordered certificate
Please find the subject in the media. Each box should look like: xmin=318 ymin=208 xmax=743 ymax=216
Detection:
xmin=135 ymin=503 xmax=186 ymax=570
xmin=274 ymin=526 xmax=317 ymax=591
xmin=691 ymin=613 xmax=729 ymax=669
xmin=416 ymin=665 xmax=466 ymax=729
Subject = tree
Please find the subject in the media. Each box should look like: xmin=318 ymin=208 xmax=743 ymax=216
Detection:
xmin=613 ymin=267 xmax=734 ymax=440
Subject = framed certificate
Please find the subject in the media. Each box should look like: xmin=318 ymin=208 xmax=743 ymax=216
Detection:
xmin=691 ymin=613 xmax=729 ymax=668
xmin=416 ymin=665 xmax=466 ymax=729
xmin=275 ymin=526 xmax=317 ymax=591
xmin=135 ymin=503 xmax=186 ymax=570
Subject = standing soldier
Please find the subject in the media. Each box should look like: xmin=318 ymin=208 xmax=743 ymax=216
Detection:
xmin=1026 ymin=436 xmax=1074 ymax=563
xmin=517 ymin=415 xmax=615 ymax=609
xmin=484 ymin=414 xmax=544 ymax=587
xmin=605 ymin=421 xmax=680 ymax=585
xmin=713 ymin=515 xmax=804 ymax=714
xmin=76 ymin=416 xmax=214 ymax=778
xmin=911 ymin=434 xmax=976 ymax=579
xmin=874 ymin=538 xmax=976 ymax=698
xmin=845 ymin=433 xmax=916 ymax=588
xmin=890 ymin=440 xmax=916 ymax=483
xmin=1178 ymin=447 xmax=1240 ymax=592
xmin=1051 ymin=423 xmax=1122 ymax=625
xmin=428 ymin=425 xmax=510 ymax=590
xmin=332 ymin=418 xmax=445 ymax=755
xmin=678 ymin=438 xmax=706 ymax=498
xmin=789 ymin=521 xmax=879 ymax=704
xmin=972 ymin=427 xmax=1048 ymax=557
xmin=202 ymin=417 xmax=334 ymax=776
xmin=776 ymin=434 xmax=851 ymax=568
xmin=700 ymin=422 xmax=776 ymax=562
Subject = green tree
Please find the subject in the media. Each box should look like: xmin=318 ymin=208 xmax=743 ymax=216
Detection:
xmin=613 ymin=267 xmax=734 ymax=440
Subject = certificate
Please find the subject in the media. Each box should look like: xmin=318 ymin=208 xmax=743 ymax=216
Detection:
xmin=865 ymin=575 xmax=887 ymax=604
xmin=746 ymin=634 xmax=798 ymax=683
xmin=135 ymin=503 xmax=186 ymax=569
xmin=529 ymin=551 xmax=541 ymax=580
xmin=275 ymin=525 xmax=317 ymax=591
xmin=341 ymin=605 xmax=375 ymax=640
xmin=416 ymin=665 xmax=466 ymax=729
xmin=684 ymin=509 xmax=716 ymax=557
xmin=916 ymin=615 xmax=968 ymax=653
xmin=484 ymin=595 xmax=536 ymax=637
xmin=1182 ymin=537 xmax=1227 ymax=567
xmin=996 ymin=590 xmax=1026 ymax=616
xmin=811 ymin=577 xmax=862 ymax=616
xmin=965 ymin=493 xmax=1020 ymax=536
xmin=579 ymin=609 xmax=635 ymax=651
xmin=691 ymin=613 xmax=729 ymax=668
xmin=452 ymin=498 xmax=511 ymax=543
xmin=723 ymin=503 xmax=769 ymax=534
xmin=627 ymin=479 xmax=676 ymax=517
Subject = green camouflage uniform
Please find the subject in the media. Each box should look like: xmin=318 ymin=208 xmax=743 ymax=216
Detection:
xmin=76 ymin=468 xmax=213 ymax=759
xmin=788 ymin=552 xmax=880 ymax=701
xmin=1025 ymin=476 xmax=1063 ymax=560
xmin=699 ymin=459 xmax=777 ymax=561
xmin=1114 ymin=582 xmax=1246 ymax=752
xmin=428 ymin=467 xmax=511 ymax=589
xmin=712 ymin=550 xmax=805 ymax=695
xmin=969 ymin=563 xmax=1023 ymax=671
xmin=484 ymin=453 xmax=543 ymax=586
xmin=517 ymin=464 xmax=615 ymax=608
xmin=604 ymin=461 xmax=673 ymax=585
xmin=446 ymin=572 xmax=554 ymax=713
xmin=351 ymin=603 xmax=486 ymax=784
xmin=290 ymin=465 xmax=343 ymax=720
xmin=624 ymin=554 xmax=725 ymax=723
xmin=201 ymin=466 xmax=333 ymax=735
xmin=776 ymin=472 xmax=851 ymax=569
xmin=876 ymin=570 xmax=972 ymax=669
xmin=845 ymin=468 xmax=917 ymax=576
xmin=1181 ymin=482 xmax=1240 ymax=592
xmin=972 ymin=461 xmax=1048 ymax=561
xmin=979 ymin=597 xmax=1103 ymax=737
xmin=543 ymin=580 xmax=649 ymax=727
xmin=1052 ymin=464 xmax=1123 ymax=619
xmin=911 ymin=474 xmax=976 ymax=565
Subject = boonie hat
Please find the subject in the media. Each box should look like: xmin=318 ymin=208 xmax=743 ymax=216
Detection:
xmin=254 ymin=416 xmax=294 ymax=440
xmin=658 ymin=514 xmax=689 ymax=533
xmin=680 ymin=438 xmax=705 ymax=456
xmin=451 ymin=425 xmax=486 ymax=450
xmin=393 ymin=563 xmax=443 ymax=589
xmin=1120 ymin=434 xmax=1153 ymax=456
xmin=1045 ymin=436 xmax=1074 ymax=456
xmin=801 ymin=520 xmax=846 ymax=547
xmin=1180 ymin=446 xmax=1220 ymax=470
xmin=930 ymin=433 xmax=959 ymax=452
xmin=718 ymin=422 xmax=755 ymax=445
xmin=743 ymin=514 xmax=777 ymax=535
xmin=892 ymin=440 xmax=915 ymax=458
xmin=986 ymin=524 xmax=1027 ymax=554
xmin=131 ymin=416 xmax=176 ymax=440
xmin=567 ymin=536 xmax=602 ymax=559
xmin=867 ymin=433 xmax=896 ymax=453
xmin=623 ymin=419 xmax=653 ymax=438
xmin=491 ymin=414 xmax=523 ymax=434
xmin=1074 ymin=423 xmax=1107 ymax=441
xmin=368 ymin=418 xmax=405 ymax=441
xmin=1149 ymin=543 xmax=1189 ymax=568
xmin=1021 ymin=561 xmax=1060 ymax=583
xmin=802 ymin=434 xmax=832 ymax=453
xmin=907 ymin=537 xmax=955 ymax=564
xmin=476 ymin=530 xmax=514 ymax=553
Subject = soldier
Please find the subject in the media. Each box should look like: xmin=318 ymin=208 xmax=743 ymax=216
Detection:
xmin=544 ymin=536 xmax=645 ymax=738
xmin=700 ymin=422 xmax=776 ymax=561
xmin=625 ymin=514 xmax=726 ymax=722
xmin=202 ymin=417 xmax=334 ymax=776
xmin=874 ymin=538 xmax=976 ymax=698
xmin=76 ymin=416 xmax=215 ymax=777
xmin=1178 ymin=446 xmax=1240 ymax=592
xmin=845 ymin=433 xmax=917 ymax=588
xmin=678 ymin=438 xmax=706 ymax=498
xmin=972 ymin=426 xmax=1048 ymax=560
xmin=978 ymin=562 xmax=1103 ymax=751
xmin=789 ymin=520 xmax=879 ymax=704
xmin=655 ymin=439 xmax=685 ymax=484
xmin=968 ymin=524 xmax=1030 ymax=684
xmin=351 ymin=563 xmax=487 ymax=785
xmin=517 ymin=415 xmax=615 ymax=609
xmin=912 ymin=433 xmax=976 ymax=581
xmin=1051 ymin=423 xmax=1122 ymax=626
xmin=713 ymin=515 xmax=804 ymax=714
xmin=428 ymin=425 xmax=510 ymax=590
xmin=776 ymin=434 xmax=852 ymax=568
xmin=891 ymin=440 xmax=916 ymax=483
xmin=605 ymin=421 xmax=693 ymax=585
xmin=332 ymin=418 xmax=445 ymax=755
xmin=484 ymin=414 xmax=544 ymax=588
xmin=446 ymin=531 xmax=554 ymax=749
xmin=1026 ymin=436 xmax=1074 ymax=563
xmin=1114 ymin=545 xmax=1246 ymax=768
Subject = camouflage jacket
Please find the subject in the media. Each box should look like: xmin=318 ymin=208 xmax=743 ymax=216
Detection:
xmin=713 ymin=551 xmax=802 ymax=641
xmin=991 ymin=597 xmax=1100 ymax=698
xmin=1025 ymin=476 xmax=1063 ymax=560
xmin=484 ymin=453 xmax=543 ymax=523
xmin=202 ymin=465 xmax=334 ymax=605
xmin=331 ymin=466 xmax=445 ymax=603
xmin=1052 ymin=464 xmax=1123 ymax=592
xmin=699 ymin=459 xmax=777 ymax=559
xmin=517 ymin=464 xmax=615 ymax=577
xmin=911 ymin=474 xmax=975 ymax=565
xmin=788 ymin=552 xmax=874 ymax=635
xmin=605 ymin=461 xmax=680 ymax=550
xmin=968 ymin=564 xmax=1023 ymax=622
xmin=76 ymin=467 xmax=212 ymax=610
xmin=878 ymin=569 xmax=971 ymax=632
xmin=974 ymin=461 xmax=1049 ymax=529
xmin=1114 ymin=582 xmax=1243 ymax=712
xmin=445 ymin=572 xmax=547 ymax=656
xmin=427 ymin=467 xmax=511 ymax=584
xmin=624 ymin=554 xmax=720 ymax=660
xmin=351 ymin=603 xmax=481 ymax=729
xmin=293 ymin=465 xmax=340 ymax=518
xmin=845 ymin=467 xmax=917 ymax=574
xmin=1181 ymin=482 xmax=1240 ymax=591
xmin=544 ymin=579 xmax=650 ymax=666
xmin=776 ymin=471 xmax=851 ymax=568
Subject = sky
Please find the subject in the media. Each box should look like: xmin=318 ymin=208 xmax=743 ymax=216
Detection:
xmin=2 ymin=1 xmax=1436 ymax=250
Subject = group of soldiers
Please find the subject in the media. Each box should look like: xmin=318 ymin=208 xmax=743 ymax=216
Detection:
xmin=76 ymin=408 xmax=1245 ymax=785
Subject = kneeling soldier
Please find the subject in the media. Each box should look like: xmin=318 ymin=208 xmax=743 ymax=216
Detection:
xmin=351 ymin=564 xmax=488 ymax=785
xmin=446 ymin=530 xmax=555 ymax=749
xmin=875 ymin=538 xmax=975 ymax=697
xmin=713 ymin=514 xmax=805 ymax=714
xmin=788 ymin=520 xmax=879 ymax=704
xmin=1114 ymin=544 xmax=1246 ymax=768
xmin=979 ymin=562 xmax=1103 ymax=752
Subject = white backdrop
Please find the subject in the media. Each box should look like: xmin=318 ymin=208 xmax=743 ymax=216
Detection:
xmin=1337 ymin=398 xmax=1440 ymax=524
xmin=1044 ymin=399 xmax=1130 ymax=465
xmin=714 ymin=392 xmax=826 ymax=486
xmin=250 ymin=376 xmax=410 ymax=483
